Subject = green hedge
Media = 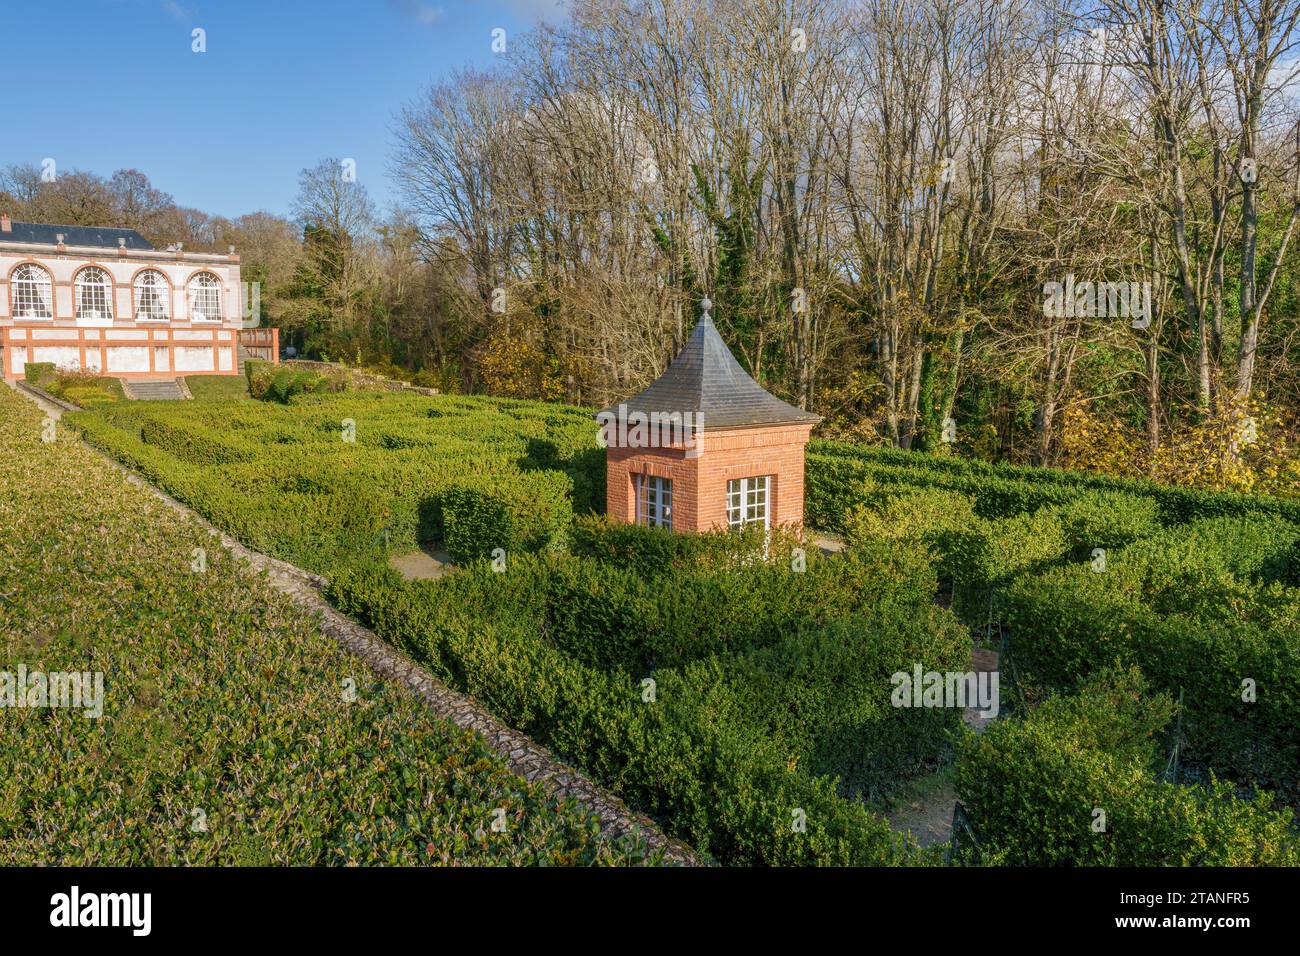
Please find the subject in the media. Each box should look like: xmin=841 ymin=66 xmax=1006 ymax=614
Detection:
xmin=327 ymin=546 xmax=962 ymax=866
xmin=808 ymin=452 xmax=1080 ymax=531
xmin=1002 ymin=539 xmax=1300 ymax=794
xmin=0 ymin=384 xmax=653 ymax=866
xmin=570 ymin=514 xmax=800 ymax=575
xmin=840 ymin=485 xmax=1071 ymax=626
xmin=67 ymin=391 xmax=606 ymax=576
xmin=1042 ymin=490 xmax=1163 ymax=559
xmin=545 ymin=538 xmax=942 ymax=675
xmin=807 ymin=440 xmax=1300 ymax=530
xmin=139 ymin=418 xmax=258 ymax=466
xmin=439 ymin=470 xmax=575 ymax=560
xmin=245 ymin=360 xmax=340 ymax=403
xmin=956 ymin=669 xmax=1298 ymax=865
xmin=22 ymin=362 xmax=56 ymax=386
xmin=944 ymin=510 xmax=1070 ymax=623
xmin=842 ymin=486 xmax=977 ymax=551
xmin=718 ymin=612 xmax=969 ymax=800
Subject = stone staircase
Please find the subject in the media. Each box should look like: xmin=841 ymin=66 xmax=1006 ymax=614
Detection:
xmin=122 ymin=378 xmax=190 ymax=401
xmin=236 ymin=343 xmax=253 ymax=373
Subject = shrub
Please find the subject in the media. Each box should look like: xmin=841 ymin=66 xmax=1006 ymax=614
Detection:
xmin=67 ymin=392 xmax=602 ymax=576
xmin=1002 ymin=562 xmax=1300 ymax=795
xmin=806 ymin=439 xmax=1300 ymax=528
xmin=244 ymin=358 xmax=274 ymax=396
xmin=245 ymin=361 xmax=346 ymax=403
xmin=839 ymin=488 xmax=1072 ymax=627
xmin=1043 ymin=490 xmax=1162 ymax=559
xmin=59 ymin=383 xmax=119 ymax=408
xmin=542 ymin=537 xmax=941 ymax=675
xmin=939 ymin=510 xmax=1069 ymax=624
xmin=0 ymin=385 xmax=653 ymax=866
xmin=523 ymin=438 xmax=605 ymax=515
xmin=439 ymin=470 xmax=574 ymax=560
xmin=268 ymin=367 xmax=326 ymax=402
xmin=956 ymin=668 xmax=1298 ymax=865
xmin=1143 ymin=514 xmax=1300 ymax=584
xmin=720 ymin=609 xmax=970 ymax=800
xmin=326 ymin=559 xmax=934 ymax=866
xmin=22 ymin=362 xmax=55 ymax=386
xmin=139 ymin=419 xmax=257 ymax=466
xmin=569 ymin=514 xmax=805 ymax=576
xmin=842 ymin=486 xmax=978 ymax=551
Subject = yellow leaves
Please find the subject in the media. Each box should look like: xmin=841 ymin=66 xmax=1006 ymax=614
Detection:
xmin=1060 ymin=403 xmax=1143 ymax=478
xmin=478 ymin=322 xmax=566 ymax=401
xmin=1061 ymin=398 xmax=1300 ymax=499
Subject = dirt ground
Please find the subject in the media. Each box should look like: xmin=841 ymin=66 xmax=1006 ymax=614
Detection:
xmin=885 ymin=647 xmax=1000 ymax=847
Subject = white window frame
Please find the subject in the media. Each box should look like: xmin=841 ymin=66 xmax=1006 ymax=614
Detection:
xmin=74 ymin=266 xmax=114 ymax=322
xmin=187 ymin=272 xmax=222 ymax=322
xmin=635 ymin=473 xmax=673 ymax=530
xmin=133 ymin=269 xmax=171 ymax=322
xmin=11 ymin=264 xmax=53 ymax=319
xmin=727 ymin=475 xmax=771 ymax=531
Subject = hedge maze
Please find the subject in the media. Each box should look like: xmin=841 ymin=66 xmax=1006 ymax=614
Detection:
xmin=65 ymin=389 xmax=1300 ymax=866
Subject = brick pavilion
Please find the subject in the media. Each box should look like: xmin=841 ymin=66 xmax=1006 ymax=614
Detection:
xmin=599 ymin=299 xmax=820 ymax=533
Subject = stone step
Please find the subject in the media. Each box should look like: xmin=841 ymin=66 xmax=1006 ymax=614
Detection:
xmin=122 ymin=378 xmax=189 ymax=401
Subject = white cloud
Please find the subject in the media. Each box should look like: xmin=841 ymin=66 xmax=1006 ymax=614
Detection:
xmin=390 ymin=0 xmax=446 ymax=26
xmin=159 ymin=0 xmax=195 ymax=21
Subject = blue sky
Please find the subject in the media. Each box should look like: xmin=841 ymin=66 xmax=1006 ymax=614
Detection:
xmin=3 ymin=0 xmax=565 ymax=218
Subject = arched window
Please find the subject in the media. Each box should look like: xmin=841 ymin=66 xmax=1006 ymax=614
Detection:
xmin=11 ymin=264 xmax=53 ymax=319
xmin=75 ymin=266 xmax=114 ymax=321
xmin=133 ymin=270 xmax=171 ymax=321
xmin=187 ymin=272 xmax=222 ymax=322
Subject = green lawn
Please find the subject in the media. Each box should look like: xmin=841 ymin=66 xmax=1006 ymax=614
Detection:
xmin=186 ymin=374 xmax=251 ymax=402
xmin=0 ymin=384 xmax=655 ymax=866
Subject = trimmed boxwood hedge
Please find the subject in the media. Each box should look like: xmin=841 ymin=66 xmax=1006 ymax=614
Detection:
xmin=0 ymin=385 xmax=654 ymax=866
xmin=1000 ymin=522 xmax=1300 ymax=795
xmin=807 ymin=440 xmax=1300 ymax=531
xmin=549 ymin=544 xmax=943 ymax=674
xmin=139 ymin=418 xmax=259 ymax=466
xmin=956 ymin=669 xmax=1298 ymax=866
xmin=1042 ymin=490 xmax=1163 ymax=559
xmin=327 ymin=539 xmax=967 ymax=866
xmin=439 ymin=471 xmax=574 ymax=560
xmin=840 ymin=485 xmax=1071 ymax=624
xmin=68 ymin=391 xmax=605 ymax=575
xmin=69 ymin=388 xmax=1299 ymax=866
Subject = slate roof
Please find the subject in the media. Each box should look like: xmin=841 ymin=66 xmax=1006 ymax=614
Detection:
xmin=0 ymin=221 xmax=154 ymax=250
xmin=600 ymin=308 xmax=821 ymax=430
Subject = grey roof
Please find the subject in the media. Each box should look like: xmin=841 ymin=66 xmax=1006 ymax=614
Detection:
xmin=0 ymin=221 xmax=154 ymax=250
xmin=600 ymin=311 xmax=821 ymax=430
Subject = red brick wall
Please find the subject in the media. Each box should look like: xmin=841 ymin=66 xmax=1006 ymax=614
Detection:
xmin=605 ymin=423 xmax=814 ymax=532
xmin=605 ymin=444 xmax=699 ymax=528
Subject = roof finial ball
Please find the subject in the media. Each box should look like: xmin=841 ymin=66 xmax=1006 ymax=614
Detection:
xmin=700 ymin=296 xmax=712 ymax=322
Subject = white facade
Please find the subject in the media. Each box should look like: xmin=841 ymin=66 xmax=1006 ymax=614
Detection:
xmin=0 ymin=231 xmax=244 ymax=381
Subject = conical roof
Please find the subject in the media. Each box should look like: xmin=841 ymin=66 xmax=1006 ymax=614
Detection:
xmin=600 ymin=304 xmax=820 ymax=430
